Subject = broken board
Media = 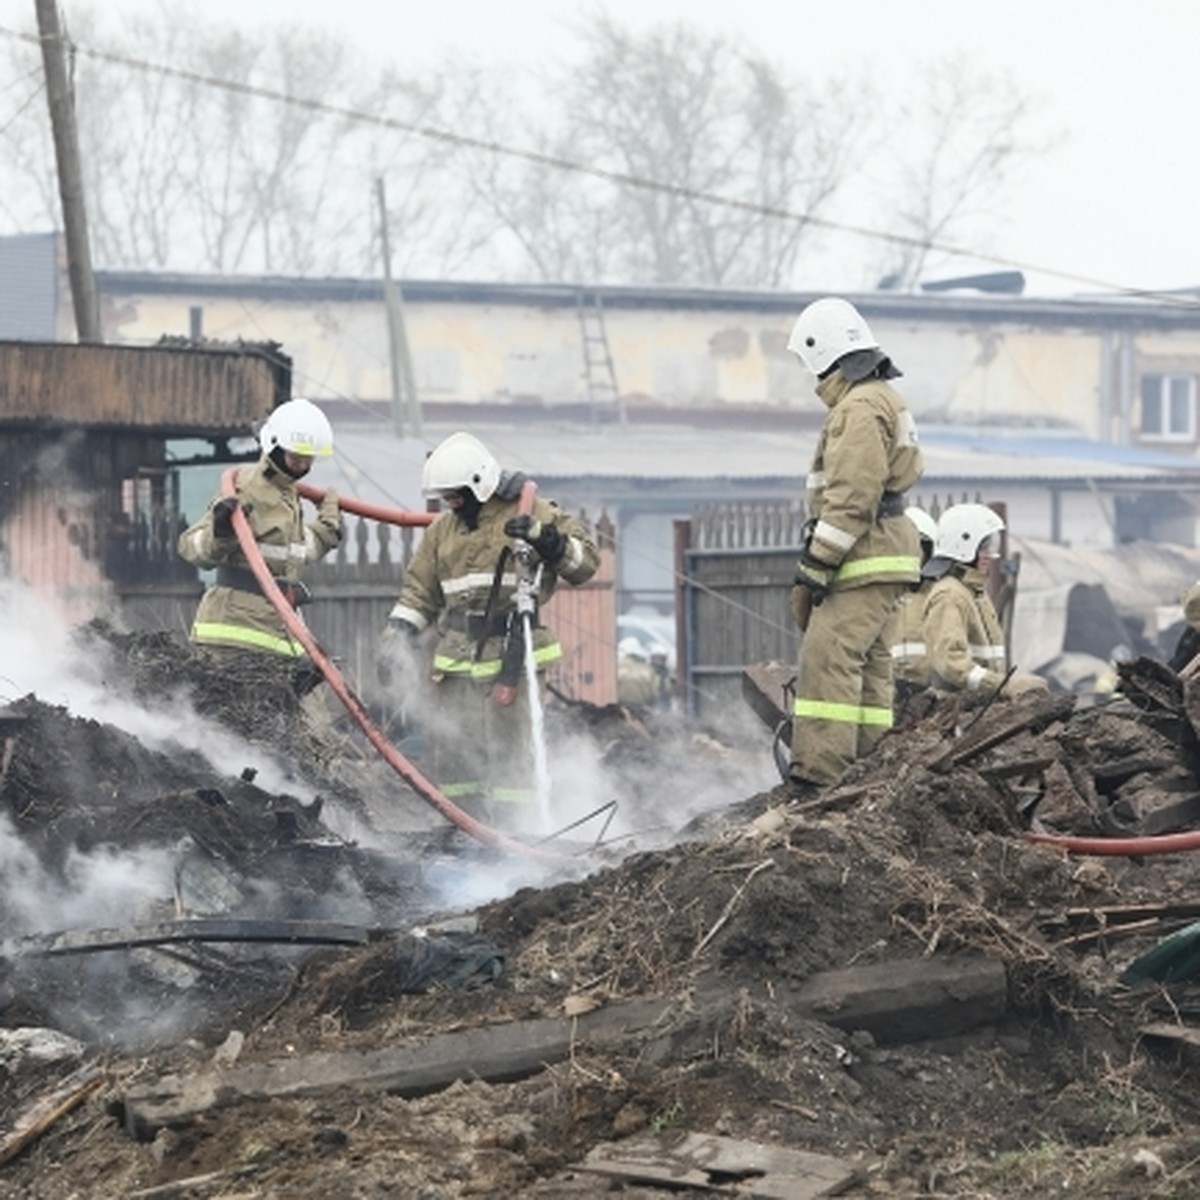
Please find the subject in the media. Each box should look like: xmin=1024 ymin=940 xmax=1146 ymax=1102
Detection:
xmin=785 ymin=954 xmax=1008 ymax=1043
xmin=579 ymin=1131 xmax=857 ymax=1198
xmin=121 ymin=998 xmax=669 ymax=1140
xmin=741 ymin=661 xmax=796 ymax=732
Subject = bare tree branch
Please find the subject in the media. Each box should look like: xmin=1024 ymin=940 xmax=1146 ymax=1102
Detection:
xmin=869 ymin=54 xmax=1047 ymax=290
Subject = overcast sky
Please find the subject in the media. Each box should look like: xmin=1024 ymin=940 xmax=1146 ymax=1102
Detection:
xmin=2 ymin=0 xmax=1198 ymax=297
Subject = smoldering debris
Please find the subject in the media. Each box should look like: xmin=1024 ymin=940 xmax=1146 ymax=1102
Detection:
xmin=14 ymin=635 xmax=1200 ymax=1193
xmin=0 ymin=625 xmax=740 ymax=1050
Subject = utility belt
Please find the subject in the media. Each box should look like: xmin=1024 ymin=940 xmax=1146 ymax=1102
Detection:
xmin=877 ymin=491 xmax=907 ymax=518
xmin=215 ymin=565 xmax=309 ymax=608
xmin=442 ymin=611 xmax=515 ymax=639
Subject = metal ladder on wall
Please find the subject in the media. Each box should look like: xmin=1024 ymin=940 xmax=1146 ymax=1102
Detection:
xmin=576 ymin=292 xmax=626 ymax=426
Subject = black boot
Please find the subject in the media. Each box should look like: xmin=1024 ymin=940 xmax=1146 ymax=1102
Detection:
xmin=787 ymin=773 xmax=823 ymax=802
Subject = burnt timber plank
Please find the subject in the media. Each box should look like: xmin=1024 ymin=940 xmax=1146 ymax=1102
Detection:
xmin=785 ymin=955 xmax=1007 ymax=1043
xmin=1111 ymin=791 xmax=1200 ymax=837
xmin=928 ymin=694 xmax=1074 ymax=773
xmin=1140 ymin=1022 xmax=1200 ymax=1050
xmin=121 ymin=998 xmax=670 ymax=1140
xmin=1062 ymin=901 xmax=1200 ymax=924
xmin=0 ymin=1064 xmax=105 ymax=1166
xmin=580 ymin=1132 xmax=857 ymax=1199
xmin=741 ymin=661 xmax=796 ymax=732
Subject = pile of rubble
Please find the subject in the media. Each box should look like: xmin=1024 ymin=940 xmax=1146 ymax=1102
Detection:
xmin=5 ymin=635 xmax=1200 ymax=1197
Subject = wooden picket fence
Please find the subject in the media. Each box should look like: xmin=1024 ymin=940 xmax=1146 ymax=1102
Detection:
xmin=675 ymin=493 xmax=988 ymax=719
xmin=117 ymin=492 xmax=1006 ymax=722
xmin=118 ymin=507 xmax=619 ymax=705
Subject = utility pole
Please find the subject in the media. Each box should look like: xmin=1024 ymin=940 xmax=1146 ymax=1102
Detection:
xmin=375 ymin=178 xmax=421 ymax=439
xmin=36 ymin=0 xmax=102 ymax=343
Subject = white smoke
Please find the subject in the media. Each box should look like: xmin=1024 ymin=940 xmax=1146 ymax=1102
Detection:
xmin=0 ymin=812 xmax=176 ymax=936
xmin=0 ymin=575 xmax=311 ymax=798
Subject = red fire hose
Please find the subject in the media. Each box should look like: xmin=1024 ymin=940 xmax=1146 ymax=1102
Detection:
xmin=1025 ymin=829 xmax=1200 ymax=857
xmin=220 ymin=469 xmax=569 ymax=865
xmin=295 ymin=482 xmax=434 ymax=528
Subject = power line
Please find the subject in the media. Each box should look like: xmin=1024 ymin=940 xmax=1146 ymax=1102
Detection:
xmin=1 ymin=23 xmax=1197 ymax=307
xmin=0 ymin=74 xmax=45 ymax=137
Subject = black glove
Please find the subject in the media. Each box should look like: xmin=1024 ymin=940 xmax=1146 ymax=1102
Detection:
xmin=504 ymin=514 xmax=566 ymax=564
xmin=212 ymin=497 xmax=240 ymax=539
xmin=794 ymin=552 xmax=835 ymax=606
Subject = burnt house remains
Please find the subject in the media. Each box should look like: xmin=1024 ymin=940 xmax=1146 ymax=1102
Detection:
xmin=0 ymin=338 xmax=290 ymax=627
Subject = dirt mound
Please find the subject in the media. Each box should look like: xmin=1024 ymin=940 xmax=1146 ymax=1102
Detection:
xmin=5 ymin=640 xmax=1200 ymax=1197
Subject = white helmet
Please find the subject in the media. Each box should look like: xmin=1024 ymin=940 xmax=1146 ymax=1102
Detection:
xmin=934 ymin=503 xmax=1005 ymax=564
xmin=905 ymin=505 xmax=938 ymax=545
xmin=787 ymin=297 xmax=879 ymax=377
xmin=259 ymin=397 xmax=334 ymax=458
xmin=618 ymin=636 xmax=647 ymax=661
xmin=421 ymin=431 xmax=501 ymax=502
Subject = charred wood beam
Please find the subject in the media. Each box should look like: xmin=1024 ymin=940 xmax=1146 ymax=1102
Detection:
xmin=978 ymin=755 xmax=1057 ymax=780
xmin=1092 ymin=753 xmax=1182 ymax=792
xmin=0 ymin=1063 xmax=105 ymax=1166
xmin=928 ymin=695 xmax=1074 ymax=774
xmin=1061 ymin=901 xmax=1200 ymax=924
xmin=120 ymin=998 xmax=672 ymax=1140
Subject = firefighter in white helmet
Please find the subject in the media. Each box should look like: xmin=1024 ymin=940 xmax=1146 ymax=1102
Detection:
xmin=1169 ymin=581 xmax=1200 ymax=670
xmin=785 ymin=297 xmax=925 ymax=796
xmin=887 ymin=505 xmax=938 ymax=693
xmin=381 ymin=431 xmax=599 ymax=823
xmin=178 ymin=397 xmax=342 ymax=661
xmin=921 ymin=502 xmax=1047 ymax=696
xmin=616 ymin=636 xmax=661 ymax=709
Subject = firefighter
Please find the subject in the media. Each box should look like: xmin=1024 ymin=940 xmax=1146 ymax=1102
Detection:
xmin=888 ymin=505 xmax=938 ymax=693
xmin=1169 ymin=581 xmax=1200 ymax=671
xmin=381 ymin=431 xmax=599 ymax=823
xmin=921 ymin=502 xmax=1047 ymax=696
xmin=786 ymin=297 xmax=925 ymax=796
xmin=617 ymin=637 xmax=662 ymax=709
xmin=178 ymin=397 xmax=342 ymax=663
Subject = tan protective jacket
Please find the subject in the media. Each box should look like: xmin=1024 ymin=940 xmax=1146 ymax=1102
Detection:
xmin=617 ymin=658 xmax=662 ymax=708
xmin=924 ymin=566 xmax=1009 ymax=692
xmin=178 ymin=457 xmax=342 ymax=657
xmin=805 ymin=369 xmax=925 ymax=589
xmin=888 ymin=584 xmax=933 ymax=686
xmin=1184 ymin=580 xmax=1200 ymax=628
xmin=390 ymin=492 xmax=599 ymax=678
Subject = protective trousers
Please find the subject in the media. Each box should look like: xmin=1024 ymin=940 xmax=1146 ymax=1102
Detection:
xmin=430 ymin=672 xmax=541 ymax=828
xmin=790 ymin=581 xmax=907 ymax=786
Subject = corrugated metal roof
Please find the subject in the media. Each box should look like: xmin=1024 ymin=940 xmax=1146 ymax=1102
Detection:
xmin=95 ymin=270 xmax=1200 ymax=329
xmin=0 ymin=233 xmax=57 ymax=340
xmin=921 ymin=426 xmax=1200 ymax=471
xmin=313 ymin=419 xmax=1200 ymax=515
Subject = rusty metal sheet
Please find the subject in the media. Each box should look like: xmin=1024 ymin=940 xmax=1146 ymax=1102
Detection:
xmin=0 ymin=340 xmax=289 ymax=433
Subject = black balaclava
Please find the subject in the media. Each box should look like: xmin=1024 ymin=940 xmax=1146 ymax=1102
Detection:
xmin=831 ymin=347 xmax=903 ymax=383
xmin=268 ymin=445 xmax=310 ymax=479
xmin=454 ymin=487 xmax=483 ymax=531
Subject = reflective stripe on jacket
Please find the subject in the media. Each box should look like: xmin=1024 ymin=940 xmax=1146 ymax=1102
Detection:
xmin=805 ymin=369 xmax=924 ymax=590
xmin=391 ymin=492 xmax=599 ymax=676
xmin=177 ymin=456 xmax=342 ymax=657
xmin=924 ymin=567 xmax=1008 ymax=692
xmin=888 ymin=586 xmax=933 ymax=686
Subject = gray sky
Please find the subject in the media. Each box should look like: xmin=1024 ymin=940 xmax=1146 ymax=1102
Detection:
xmin=3 ymin=0 xmax=1198 ymax=297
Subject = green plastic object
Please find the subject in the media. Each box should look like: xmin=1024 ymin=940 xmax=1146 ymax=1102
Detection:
xmin=1121 ymin=920 xmax=1200 ymax=986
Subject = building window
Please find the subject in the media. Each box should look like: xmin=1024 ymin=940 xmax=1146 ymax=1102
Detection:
xmin=1140 ymin=373 xmax=1196 ymax=441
